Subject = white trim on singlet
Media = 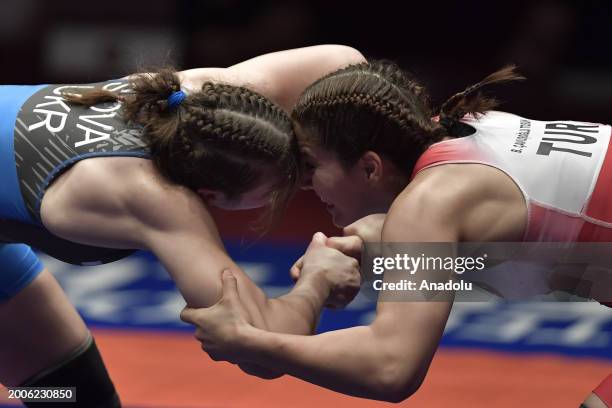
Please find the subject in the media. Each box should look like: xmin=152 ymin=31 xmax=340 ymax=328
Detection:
xmin=530 ymin=198 xmax=612 ymax=229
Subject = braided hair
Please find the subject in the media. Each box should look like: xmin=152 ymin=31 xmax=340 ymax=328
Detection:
xmin=292 ymin=61 xmax=523 ymax=176
xmin=64 ymin=69 xmax=301 ymax=228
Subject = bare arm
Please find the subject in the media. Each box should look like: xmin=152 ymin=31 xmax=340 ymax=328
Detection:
xmin=138 ymin=182 xmax=353 ymax=336
xmin=181 ymin=164 xmax=529 ymax=399
xmin=182 ymin=178 xmax=470 ymax=402
xmin=241 ymin=302 xmax=452 ymax=402
xmin=40 ymin=158 xmax=356 ymax=336
xmin=177 ymin=45 xmax=366 ymax=112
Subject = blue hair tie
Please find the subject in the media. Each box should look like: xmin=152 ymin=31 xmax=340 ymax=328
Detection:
xmin=167 ymin=90 xmax=186 ymax=109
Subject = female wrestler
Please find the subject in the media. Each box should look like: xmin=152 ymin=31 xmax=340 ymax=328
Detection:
xmin=0 ymin=45 xmax=364 ymax=407
xmin=181 ymin=61 xmax=612 ymax=405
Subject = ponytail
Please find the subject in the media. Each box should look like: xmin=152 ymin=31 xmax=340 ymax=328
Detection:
xmin=438 ymin=65 xmax=525 ymax=135
xmin=62 ymin=89 xmax=120 ymax=106
xmin=61 ymin=68 xmax=183 ymax=130
xmin=62 ymin=69 xmax=300 ymax=232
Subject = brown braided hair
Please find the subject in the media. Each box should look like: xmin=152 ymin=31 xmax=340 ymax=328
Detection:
xmin=63 ymin=69 xmax=301 ymax=229
xmin=292 ymin=61 xmax=524 ymax=176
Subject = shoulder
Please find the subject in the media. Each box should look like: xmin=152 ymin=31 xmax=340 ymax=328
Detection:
xmin=115 ymin=159 xmax=223 ymax=254
xmin=39 ymin=157 xmax=162 ymax=247
xmin=383 ymin=166 xmax=470 ymax=241
xmin=89 ymin=158 xmax=216 ymax=235
xmin=41 ymin=157 xmax=214 ymax=243
xmin=384 ymin=163 xmax=519 ymax=242
xmin=41 ymin=157 xmax=142 ymax=223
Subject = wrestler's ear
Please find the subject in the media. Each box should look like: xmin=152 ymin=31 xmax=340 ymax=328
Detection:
xmin=358 ymin=151 xmax=383 ymax=182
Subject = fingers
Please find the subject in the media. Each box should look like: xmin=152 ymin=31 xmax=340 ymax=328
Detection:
xmin=342 ymin=217 xmax=367 ymax=236
xmin=303 ymin=232 xmax=328 ymax=259
xmin=221 ymin=269 xmax=239 ymax=301
xmin=180 ymin=307 xmax=198 ymax=324
xmin=342 ymin=223 xmax=358 ymax=237
xmin=289 ymin=267 xmax=299 ymax=282
xmin=343 ymin=213 xmax=386 ymax=240
xmin=290 ymin=256 xmax=304 ymax=282
xmin=181 ymin=270 xmax=238 ymax=325
xmin=307 ymin=232 xmax=328 ymax=249
xmin=325 ymin=279 xmax=361 ymax=310
xmin=325 ymin=236 xmax=362 ymax=259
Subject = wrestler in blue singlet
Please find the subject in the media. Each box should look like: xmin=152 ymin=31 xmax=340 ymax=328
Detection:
xmin=0 ymin=80 xmax=146 ymax=301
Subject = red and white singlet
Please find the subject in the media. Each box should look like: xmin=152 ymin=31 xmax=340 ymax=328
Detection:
xmin=413 ymin=111 xmax=612 ymax=243
xmin=594 ymin=374 xmax=612 ymax=407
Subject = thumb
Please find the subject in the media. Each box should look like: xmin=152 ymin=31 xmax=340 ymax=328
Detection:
xmin=343 ymin=216 xmax=366 ymax=236
xmin=290 ymin=256 xmax=304 ymax=282
xmin=326 ymin=236 xmax=362 ymax=259
xmin=221 ymin=269 xmax=239 ymax=301
xmin=180 ymin=307 xmax=198 ymax=324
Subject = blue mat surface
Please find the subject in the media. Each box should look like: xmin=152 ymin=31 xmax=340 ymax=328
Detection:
xmin=37 ymin=240 xmax=611 ymax=361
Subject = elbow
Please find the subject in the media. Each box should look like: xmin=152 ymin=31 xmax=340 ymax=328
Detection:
xmin=368 ymin=362 xmax=427 ymax=403
xmin=338 ymin=45 xmax=367 ymax=64
xmin=321 ymin=44 xmax=366 ymax=66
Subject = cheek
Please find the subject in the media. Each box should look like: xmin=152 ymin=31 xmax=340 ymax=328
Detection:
xmin=232 ymin=194 xmax=270 ymax=210
xmin=311 ymin=170 xmax=331 ymax=190
xmin=312 ymin=169 xmax=345 ymax=196
xmin=314 ymin=174 xmax=364 ymax=210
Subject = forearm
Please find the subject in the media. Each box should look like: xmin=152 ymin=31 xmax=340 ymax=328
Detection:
xmin=241 ymin=326 xmax=418 ymax=402
xmin=262 ymin=273 xmax=331 ymax=335
xmin=228 ymin=45 xmax=366 ymax=111
xmin=177 ymin=46 xmax=365 ymax=112
xmin=138 ymin=188 xmax=337 ymax=336
xmin=164 ymin=255 xmax=328 ymax=336
xmin=234 ymin=301 xmax=452 ymax=401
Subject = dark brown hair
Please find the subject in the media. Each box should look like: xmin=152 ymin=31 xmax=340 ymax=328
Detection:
xmin=292 ymin=61 xmax=524 ymax=175
xmin=64 ymin=69 xmax=301 ymax=228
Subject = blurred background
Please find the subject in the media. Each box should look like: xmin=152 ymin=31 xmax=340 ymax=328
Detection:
xmin=3 ymin=0 xmax=612 ymax=121
xmin=0 ymin=1 xmax=611 ymax=407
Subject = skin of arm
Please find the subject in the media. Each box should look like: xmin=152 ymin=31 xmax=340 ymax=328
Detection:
xmin=40 ymin=157 xmax=356 ymax=337
xmin=177 ymin=44 xmax=366 ymax=112
xmin=41 ymin=45 xmax=366 ymax=335
xmin=186 ymin=165 xmax=527 ymax=402
xmin=233 ymin=180 xmax=460 ymax=402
